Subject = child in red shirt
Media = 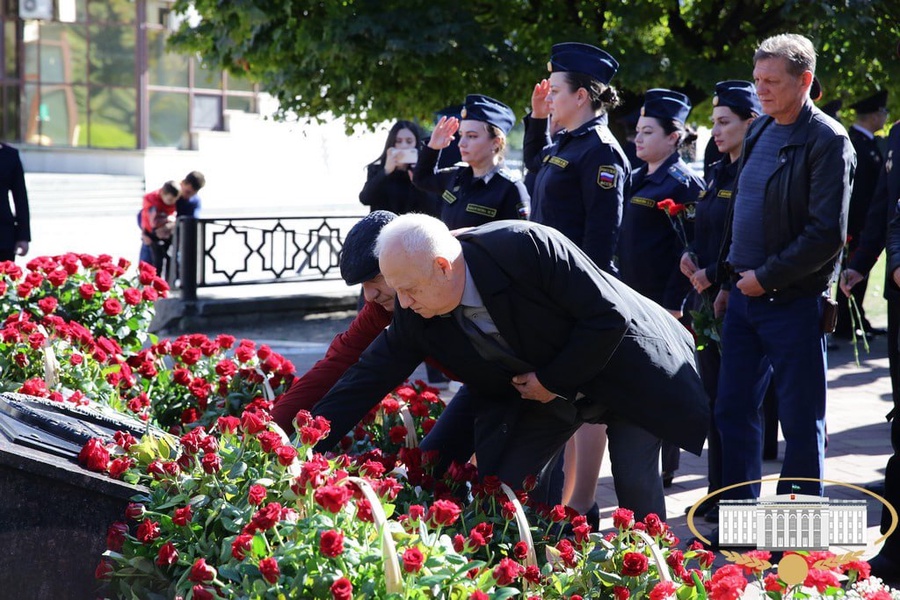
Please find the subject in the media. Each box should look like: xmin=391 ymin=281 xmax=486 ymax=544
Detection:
xmin=140 ymin=181 xmax=179 ymax=273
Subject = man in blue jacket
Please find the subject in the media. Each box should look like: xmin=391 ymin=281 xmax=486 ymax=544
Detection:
xmin=715 ymin=33 xmax=854 ymax=505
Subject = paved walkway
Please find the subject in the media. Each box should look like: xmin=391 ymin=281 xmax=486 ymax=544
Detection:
xmin=194 ymin=308 xmax=896 ymax=557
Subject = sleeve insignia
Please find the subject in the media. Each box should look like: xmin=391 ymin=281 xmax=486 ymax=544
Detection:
xmin=597 ymin=166 xmax=618 ymax=189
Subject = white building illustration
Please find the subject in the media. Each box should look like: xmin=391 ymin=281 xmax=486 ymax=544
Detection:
xmin=719 ymin=494 xmax=867 ymax=550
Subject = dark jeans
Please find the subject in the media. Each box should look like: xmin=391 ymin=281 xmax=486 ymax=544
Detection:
xmin=881 ymin=296 xmax=900 ymax=554
xmin=716 ymin=288 xmax=826 ymax=499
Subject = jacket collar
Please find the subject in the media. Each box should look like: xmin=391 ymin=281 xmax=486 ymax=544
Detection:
xmin=745 ymin=99 xmax=816 ymax=153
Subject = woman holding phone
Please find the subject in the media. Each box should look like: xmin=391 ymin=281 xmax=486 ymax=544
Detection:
xmin=413 ymin=94 xmax=529 ymax=229
xmin=359 ymin=120 xmax=440 ymax=217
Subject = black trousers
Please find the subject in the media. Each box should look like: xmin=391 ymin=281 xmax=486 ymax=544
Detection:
xmin=881 ymin=296 xmax=900 ymax=554
xmin=835 ymin=275 xmax=872 ymax=336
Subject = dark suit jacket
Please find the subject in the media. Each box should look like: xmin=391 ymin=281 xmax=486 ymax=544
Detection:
xmin=848 ymin=126 xmax=883 ymax=238
xmin=311 ymin=221 xmax=709 ymax=465
xmin=0 ymin=145 xmax=29 ymax=250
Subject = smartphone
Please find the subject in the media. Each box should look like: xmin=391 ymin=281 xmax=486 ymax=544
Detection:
xmin=394 ymin=148 xmax=419 ymax=165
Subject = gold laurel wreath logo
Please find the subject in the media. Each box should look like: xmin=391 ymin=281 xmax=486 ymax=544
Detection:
xmin=686 ymin=477 xmax=898 ymax=551
xmin=720 ymin=550 xmax=771 ymax=571
xmin=812 ymin=550 xmax=866 ymax=569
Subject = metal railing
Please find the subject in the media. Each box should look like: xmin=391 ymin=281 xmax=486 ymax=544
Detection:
xmin=171 ymin=215 xmax=365 ymax=301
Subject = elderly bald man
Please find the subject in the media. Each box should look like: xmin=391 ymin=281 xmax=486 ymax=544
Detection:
xmin=312 ymin=214 xmax=708 ymax=514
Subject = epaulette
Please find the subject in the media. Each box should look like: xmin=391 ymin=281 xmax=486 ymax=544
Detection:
xmin=596 ymin=127 xmax=617 ymax=145
xmin=496 ymin=168 xmax=516 ymax=182
xmin=667 ymin=163 xmax=691 ymax=185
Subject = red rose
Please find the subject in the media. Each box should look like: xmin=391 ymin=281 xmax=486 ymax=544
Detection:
xmin=513 ymin=541 xmax=529 ymax=560
xmin=218 ymin=415 xmax=240 ymax=434
xmin=427 ymin=499 xmax=462 ymax=527
xmin=470 ymin=592 xmax=489 ymax=600
xmin=78 ymin=438 xmax=110 ymax=472
xmin=248 ymin=484 xmax=267 ymax=506
xmin=468 ymin=522 xmax=493 ymax=548
xmin=94 ymin=270 xmax=113 ymax=292
xmin=389 ymin=425 xmax=408 ymax=445
xmin=621 ymin=551 xmax=649 ymax=577
xmin=258 ymin=557 xmax=280 ymax=584
xmin=189 ymin=558 xmax=217 ymax=583
xmin=137 ymin=518 xmax=160 ymax=544
xmin=102 ymin=298 xmax=123 ymax=316
xmin=275 ymin=445 xmax=297 ymax=466
xmin=114 ymin=430 xmax=136 ymax=450
xmin=257 ymin=430 xmax=283 ymax=453
xmin=241 ymin=410 xmax=269 ymax=434
xmin=201 ymin=452 xmax=222 ymax=474
xmin=330 ymin=577 xmax=353 ymax=600
xmin=95 ymin=560 xmax=113 ymax=580
xmin=125 ymin=503 xmax=145 ymax=520
xmin=642 ymin=511 xmax=661 ymax=532
xmin=215 ymin=359 xmax=237 ymax=377
xmin=78 ymin=283 xmax=96 ymax=300
xmin=192 ymin=586 xmax=215 ymax=600
xmin=231 ymin=533 xmax=253 ymax=560
xmin=493 ymin=557 xmax=524 ymax=585
xmin=252 ymin=502 xmax=283 ymax=530
xmin=216 ymin=334 xmax=236 ymax=349
xmin=299 ymin=425 xmax=325 ymax=446
xmin=181 ymin=347 xmax=202 ymax=365
xmin=613 ymin=586 xmax=630 ymax=600
xmin=650 ymin=581 xmax=677 ymax=600
xmin=314 ymin=484 xmax=352 ymax=513
xmin=142 ymin=286 xmax=158 ymax=302
xmin=173 ymin=505 xmax=193 ymax=526
xmin=612 ymin=507 xmax=634 ymax=530
xmin=549 ymin=504 xmax=568 ymax=522
xmin=402 ymin=547 xmax=425 ymax=573
xmin=156 ymin=542 xmax=179 ymax=567
xmin=106 ymin=521 xmax=128 ymax=551
xmin=37 ymin=296 xmax=58 ymax=313
xmin=319 ymin=529 xmax=344 ymax=558
xmin=107 ymin=457 xmax=133 ymax=479
xmin=123 ymin=288 xmax=142 ymax=306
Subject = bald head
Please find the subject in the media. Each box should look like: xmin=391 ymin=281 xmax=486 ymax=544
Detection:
xmin=374 ymin=214 xmax=465 ymax=318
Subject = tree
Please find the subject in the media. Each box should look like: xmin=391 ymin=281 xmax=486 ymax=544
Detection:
xmin=170 ymin=0 xmax=900 ymax=128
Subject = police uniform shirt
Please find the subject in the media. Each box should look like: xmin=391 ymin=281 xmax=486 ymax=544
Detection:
xmin=412 ymin=146 xmax=530 ymax=230
xmin=618 ymin=151 xmax=705 ymax=310
xmin=525 ymin=113 xmax=630 ymax=274
xmin=692 ymin=156 xmax=739 ymax=288
xmin=848 ymin=124 xmax=884 ymax=237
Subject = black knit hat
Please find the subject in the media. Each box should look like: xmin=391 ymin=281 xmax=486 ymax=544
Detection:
xmin=339 ymin=211 xmax=398 ymax=285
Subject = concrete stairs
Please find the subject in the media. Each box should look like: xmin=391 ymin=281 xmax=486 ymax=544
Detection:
xmin=25 ymin=173 xmax=146 ymax=219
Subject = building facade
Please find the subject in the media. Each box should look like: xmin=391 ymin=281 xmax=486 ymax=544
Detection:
xmin=720 ymin=495 xmax=867 ymax=550
xmin=0 ymin=0 xmax=257 ymax=152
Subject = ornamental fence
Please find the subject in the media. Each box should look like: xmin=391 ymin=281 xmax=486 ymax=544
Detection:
xmin=170 ymin=215 xmax=365 ymax=301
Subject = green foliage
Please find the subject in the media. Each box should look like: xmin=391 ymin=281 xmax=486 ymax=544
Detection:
xmin=169 ymin=0 xmax=900 ymax=128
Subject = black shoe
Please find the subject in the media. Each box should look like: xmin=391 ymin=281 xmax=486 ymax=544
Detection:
xmin=663 ymin=471 xmax=675 ymax=488
xmin=584 ymin=503 xmax=600 ymax=531
xmin=868 ymin=327 xmax=888 ymax=336
xmin=868 ymin=553 xmax=900 ymax=586
xmin=704 ymin=505 xmax=720 ymax=523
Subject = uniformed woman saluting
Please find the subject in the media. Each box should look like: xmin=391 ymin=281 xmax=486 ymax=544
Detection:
xmin=524 ymin=42 xmax=630 ymax=275
xmin=618 ymin=89 xmax=705 ymax=319
xmin=413 ymin=95 xmax=529 ymax=229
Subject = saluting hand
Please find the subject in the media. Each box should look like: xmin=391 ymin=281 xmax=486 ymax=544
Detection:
xmin=511 ymin=372 xmax=556 ymax=403
xmin=531 ymin=80 xmax=552 ymax=120
xmin=428 ymin=116 xmax=459 ymax=150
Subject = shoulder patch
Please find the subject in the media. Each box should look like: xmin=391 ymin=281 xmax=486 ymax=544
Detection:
xmin=442 ymin=190 xmax=457 ymax=204
xmin=667 ymin=163 xmax=691 ymax=185
xmin=597 ymin=166 xmax=618 ymax=189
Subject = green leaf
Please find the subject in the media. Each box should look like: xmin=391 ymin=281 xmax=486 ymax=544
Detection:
xmin=251 ymin=532 xmax=268 ymax=558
